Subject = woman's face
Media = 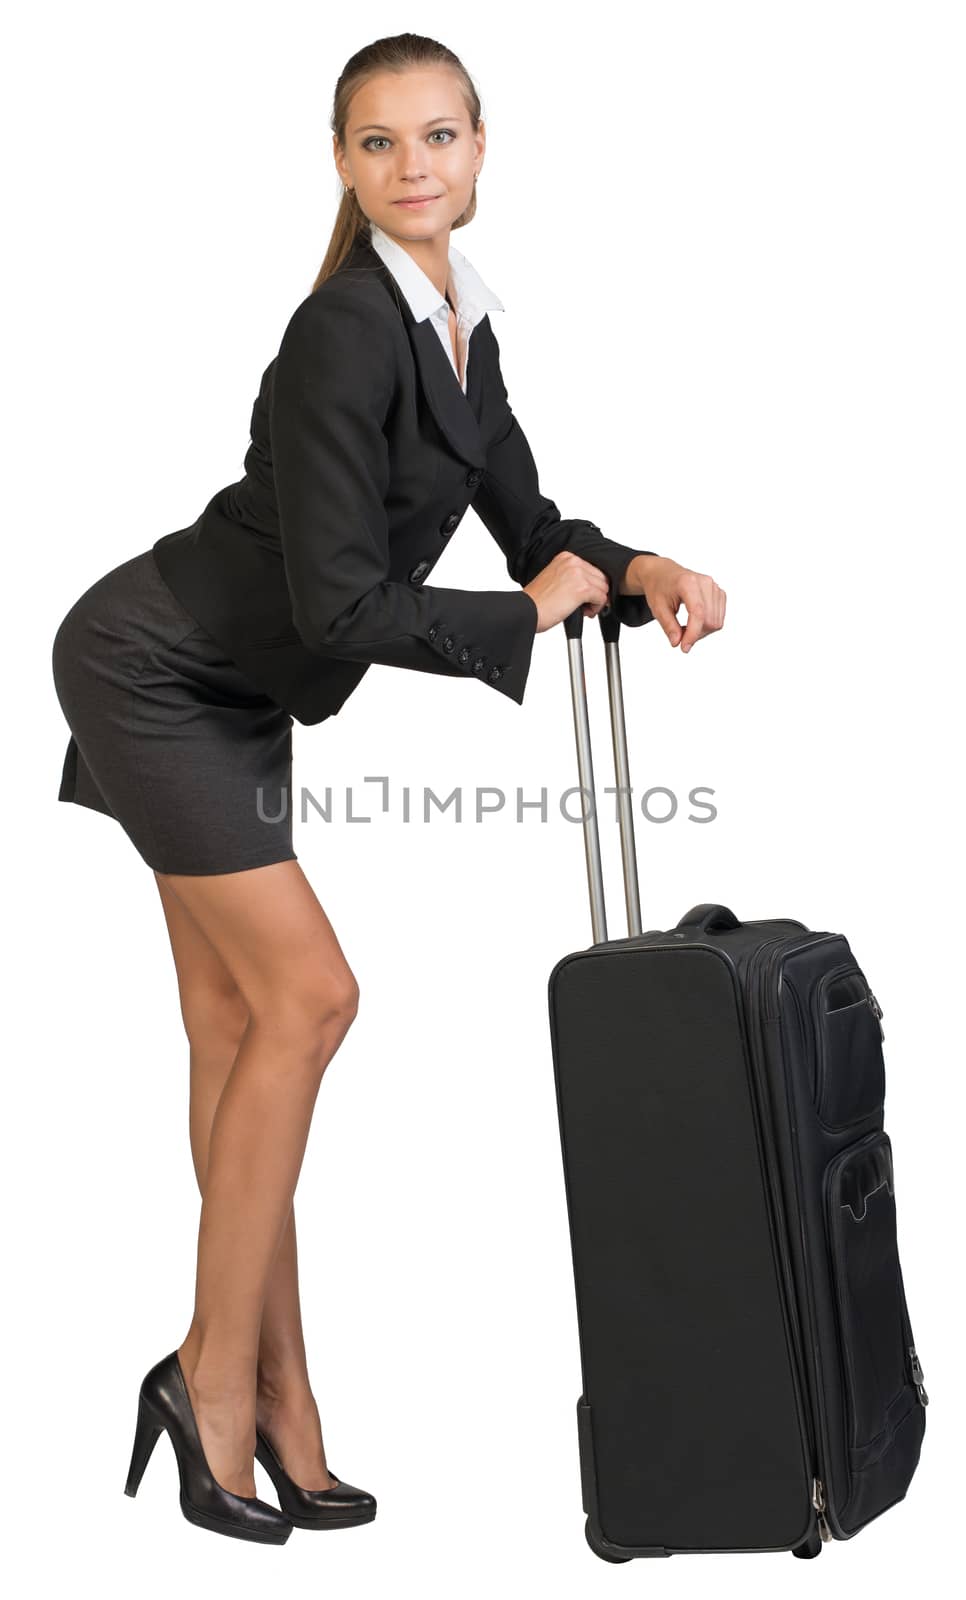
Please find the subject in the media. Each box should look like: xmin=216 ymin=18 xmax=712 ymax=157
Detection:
xmin=335 ymin=68 xmax=484 ymax=245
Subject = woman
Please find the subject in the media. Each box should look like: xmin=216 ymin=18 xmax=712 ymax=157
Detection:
xmin=51 ymin=31 xmax=726 ymax=1546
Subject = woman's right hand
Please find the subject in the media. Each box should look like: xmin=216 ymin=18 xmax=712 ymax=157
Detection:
xmin=523 ymin=551 xmax=611 ymax=634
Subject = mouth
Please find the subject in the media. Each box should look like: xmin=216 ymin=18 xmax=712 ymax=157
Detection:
xmin=393 ymin=195 xmax=442 ymax=207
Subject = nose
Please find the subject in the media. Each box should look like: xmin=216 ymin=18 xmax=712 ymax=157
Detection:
xmin=396 ymin=143 xmax=432 ymax=179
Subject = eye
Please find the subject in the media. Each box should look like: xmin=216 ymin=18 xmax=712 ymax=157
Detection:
xmin=361 ymin=129 xmax=457 ymax=151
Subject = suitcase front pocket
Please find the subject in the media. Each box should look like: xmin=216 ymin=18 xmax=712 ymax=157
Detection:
xmin=823 ymin=1131 xmax=927 ymax=1527
xmin=814 ymin=964 xmax=886 ymax=1128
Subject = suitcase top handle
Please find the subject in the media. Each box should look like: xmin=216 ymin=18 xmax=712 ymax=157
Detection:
xmin=675 ymin=903 xmax=742 ymax=935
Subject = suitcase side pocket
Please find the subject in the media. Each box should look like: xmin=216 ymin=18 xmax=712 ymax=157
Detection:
xmin=815 ymin=965 xmax=886 ymax=1129
xmin=823 ymin=1131 xmax=927 ymax=1531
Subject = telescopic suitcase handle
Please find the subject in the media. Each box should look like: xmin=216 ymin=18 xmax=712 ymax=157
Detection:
xmin=564 ymin=604 xmax=742 ymax=946
xmin=563 ymin=603 xmax=642 ymax=945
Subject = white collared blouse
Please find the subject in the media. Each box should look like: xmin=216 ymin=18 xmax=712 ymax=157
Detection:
xmin=368 ymin=221 xmax=505 ymax=395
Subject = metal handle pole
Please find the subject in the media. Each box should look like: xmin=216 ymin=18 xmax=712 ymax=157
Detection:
xmin=564 ymin=602 xmax=645 ymax=943
xmin=602 ymin=630 xmax=643 ymax=937
xmin=564 ymin=614 xmax=607 ymax=945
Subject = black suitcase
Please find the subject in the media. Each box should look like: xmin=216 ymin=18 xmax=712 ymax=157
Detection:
xmin=547 ymin=605 xmax=928 ymax=1561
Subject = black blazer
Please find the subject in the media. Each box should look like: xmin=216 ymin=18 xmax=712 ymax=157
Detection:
xmin=152 ymin=231 xmax=657 ymax=726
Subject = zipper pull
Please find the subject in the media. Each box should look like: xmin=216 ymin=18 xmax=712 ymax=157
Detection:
xmin=908 ymin=1346 xmax=929 ymax=1406
xmin=811 ymin=1477 xmax=832 ymax=1542
xmin=867 ymin=987 xmax=885 ymax=1040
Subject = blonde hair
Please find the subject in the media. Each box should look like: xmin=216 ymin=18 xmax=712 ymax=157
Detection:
xmin=312 ymin=32 xmax=482 ymax=292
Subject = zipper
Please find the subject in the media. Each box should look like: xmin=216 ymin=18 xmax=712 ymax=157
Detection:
xmin=908 ymin=1345 xmax=929 ymax=1406
xmin=896 ymin=1237 xmax=928 ymax=1409
xmin=867 ymin=986 xmax=885 ymax=1039
xmin=811 ymin=1477 xmax=832 ymax=1542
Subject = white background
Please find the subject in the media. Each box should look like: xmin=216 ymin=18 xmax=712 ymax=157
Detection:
xmin=7 ymin=0 xmax=963 ymax=1593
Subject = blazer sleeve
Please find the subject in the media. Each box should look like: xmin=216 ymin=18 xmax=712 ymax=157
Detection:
xmin=270 ymin=286 xmax=539 ymax=705
xmin=471 ymin=321 xmax=659 ymax=628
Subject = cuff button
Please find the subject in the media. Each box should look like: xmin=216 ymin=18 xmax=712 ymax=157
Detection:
xmin=487 ymin=665 xmax=503 ymax=682
xmin=442 ymin=635 xmax=455 ymax=653
xmin=457 ymin=646 xmax=470 ymax=664
xmin=427 ymin=623 xmax=439 ymax=641
xmin=472 ymin=655 xmax=486 ymax=673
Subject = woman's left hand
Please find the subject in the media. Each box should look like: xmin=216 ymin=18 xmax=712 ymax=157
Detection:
xmin=631 ymin=555 xmax=727 ymax=653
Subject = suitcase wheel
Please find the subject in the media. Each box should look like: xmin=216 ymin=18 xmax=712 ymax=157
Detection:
xmin=792 ymin=1529 xmax=823 ymax=1559
xmin=585 ymin=1519 xmax=631 ymax=1562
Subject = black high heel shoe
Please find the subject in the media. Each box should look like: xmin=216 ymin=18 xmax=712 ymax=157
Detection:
xmin=254 ymin=1427 xmax=377 ymax=1529
xmin=124 ymin=1350 xmax=293 ymax=1544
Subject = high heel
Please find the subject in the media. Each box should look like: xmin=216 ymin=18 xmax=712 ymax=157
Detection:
xmin=254 ymin=1428 xmax=377 ymax=1529
xmin=124 ymin=1350 xmax=293 ymax=1544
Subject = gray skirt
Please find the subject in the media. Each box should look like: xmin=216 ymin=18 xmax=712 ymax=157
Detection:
xmin=52 ymin=549 xmax=297 ymax=876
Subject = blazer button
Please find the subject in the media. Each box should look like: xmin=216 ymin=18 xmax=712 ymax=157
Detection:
xmin=466 ymin=468 xmax=483 ymax=488
xmin=409 ymin=561 xmax=430 ymax=583
xmin=442 ymin=635 xmax=456 ymax=653
xmin=487 ymin=665 xmax=503 ymax=682
xmin=439 ymin=511 xmax=460 ymax=538
xmin=472 ymin=655 xmax=487 ymax=673
xmin=428 ymin=624 xmax=439 ymax=641
xmin=458 ymin=646 xmax=470 ymax=664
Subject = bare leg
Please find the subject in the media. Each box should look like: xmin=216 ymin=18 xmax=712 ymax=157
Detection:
xmin=157 ymin=888 xmax=335 ymax=1489
xmin=155 ymin=877 xmax=334 ymax=1488
xmin=252 ymin=1205 xmax=336 ymax=1488
xmin=153 ymin=861 xmax=358 ymax=1496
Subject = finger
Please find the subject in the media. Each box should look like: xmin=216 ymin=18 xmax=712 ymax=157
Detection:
xmin=680 ymin=605 xmax=706 ymax=653
xmin=650 ymin=596 xmax=683 ymax=646
xmin=680 ymin=577 xmax=716 ymax=648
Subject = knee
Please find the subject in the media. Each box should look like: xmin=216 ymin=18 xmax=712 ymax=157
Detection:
xmin=313 ymin=970 xmax=360 ymax=1039
xmin=249 ymin=968 xmax=360 ymax=1059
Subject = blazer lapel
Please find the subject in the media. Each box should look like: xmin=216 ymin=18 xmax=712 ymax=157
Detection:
xmin=342 ymin=233 xmax=487 ymax=469
xmin=408 ymin=319 xmax=487 ymax=467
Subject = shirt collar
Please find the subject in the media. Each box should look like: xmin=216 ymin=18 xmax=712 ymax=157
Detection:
xmin=368 ymin=221 xmax=505 ymax=329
